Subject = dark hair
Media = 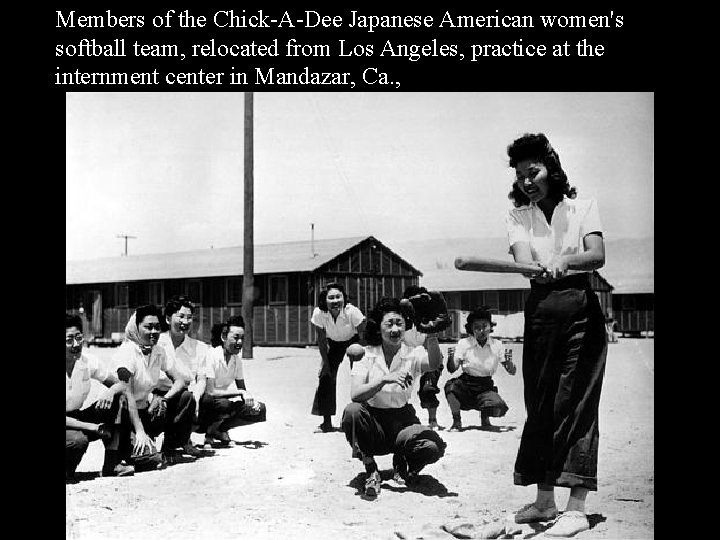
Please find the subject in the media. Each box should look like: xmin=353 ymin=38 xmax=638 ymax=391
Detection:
xmin=464 ymin=305 xmax=496 ymax=335
xmin=210 ymin=323 xmax=225 ymax=348
xmin=135 ymin=304 xmax=162 ymax=326
xmin=317 ymin=282 xmax=351 ymax=311
xmin=161 ymin=295 xmax=195 ymax=332
xmin=66 ymin=313 xmax=83 ymax=332
xmin=364 ymin=297 xmax=414 ymax=346
xmin=213 ymin=315 xmax=245 ymax=346
xmin=164 ymin=295 xmax=194 ymax=319
xmin=507 ymin=132 xmax=577 ymax=207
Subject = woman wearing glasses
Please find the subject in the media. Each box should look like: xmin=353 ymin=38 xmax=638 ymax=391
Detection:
xmin=65 ymin=313 xmax=136 ymax=480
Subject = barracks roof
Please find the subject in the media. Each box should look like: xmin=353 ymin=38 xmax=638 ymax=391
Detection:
xmin=66 ymin=236 xmax=420 ymax=285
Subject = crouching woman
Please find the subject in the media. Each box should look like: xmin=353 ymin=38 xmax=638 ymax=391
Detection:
xmin=341 ymin=297 xmax=447 ymax=498
xmin=198 ymin=315 xmax=267 ymax=447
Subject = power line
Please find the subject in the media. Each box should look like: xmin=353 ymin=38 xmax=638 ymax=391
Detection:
xmin=116 ymin=234 xmax=136 ymax=256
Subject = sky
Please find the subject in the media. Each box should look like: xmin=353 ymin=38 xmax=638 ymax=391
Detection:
xmin=66 ymin=92 xmax=653 ymax=261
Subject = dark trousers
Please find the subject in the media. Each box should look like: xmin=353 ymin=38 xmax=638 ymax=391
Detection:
xmin=311 ymin=336 xmax=358 ymax=417
xmin=341 ymin=402 xmax=446 ymax=473
xmin=66 ymin=393 xmax=132 ymax=475
xmin=198 ymin=394 xmax=267 ymax=433
xmin=514 ymin=274 xmax=608 ymax=491
xmin=418 ymin=366 xmax=444 ymax=409
xmin=141 ymin=390 xmax=196 ymax=451
xmin=444 ymin=373 xmax=509 ymax=417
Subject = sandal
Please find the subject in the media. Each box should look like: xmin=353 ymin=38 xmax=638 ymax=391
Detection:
xmin=512 ymin=502 xmax=558 ymax=524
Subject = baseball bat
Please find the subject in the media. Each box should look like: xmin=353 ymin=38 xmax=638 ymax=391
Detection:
xmin=454 ymin=256 xmax=544 ymax=275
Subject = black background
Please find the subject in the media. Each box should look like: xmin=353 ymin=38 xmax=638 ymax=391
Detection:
xmin=17 ymin=2 xmax=672 ymax=534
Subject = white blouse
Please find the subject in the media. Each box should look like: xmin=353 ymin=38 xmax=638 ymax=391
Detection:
xmin=506 ymin=198 xmax=603 ymax=274
xmin=351 ymin=343 xmax=429 ymax=409
xmin=311 ymin=303 xmax=365 ymax=342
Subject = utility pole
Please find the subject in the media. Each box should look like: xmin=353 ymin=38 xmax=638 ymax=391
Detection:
xmin=242 ymin=92 xmax=254 ymax=359
xmin=116 ymin=234 xmax=136 ymax=256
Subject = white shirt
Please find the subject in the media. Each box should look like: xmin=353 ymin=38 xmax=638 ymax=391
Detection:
xmin=352 ymin=343 xmax=429 ymax=409
xmin=113 ymin=341 xmax=171 ymax=408
xmin=155 ymin=333 xmax=208 ymax=392
xmin=454 ymin=336 xmax=504 ymax=377
xmin=506 ymin=198 xmax=603 ymax=275
xmin=203 ymin=346 xmax=245 ymax=396
xmin=311 ymin=303 xmax=364 ymax=342
xmin=66 ymin=352 xmax=108 ymax=412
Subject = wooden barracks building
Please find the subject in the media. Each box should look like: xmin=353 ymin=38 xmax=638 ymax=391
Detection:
xmin=66 ymin=236 xmax=422 ymax=346
xmin=67 ymin=235 xmax=652 ymax=346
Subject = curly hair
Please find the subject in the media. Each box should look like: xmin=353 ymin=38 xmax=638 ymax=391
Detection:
xmin=135 ymin=304 xmax=162 ymax=326
xmin=210 ymin=323 xmax=225 ymax=347
xmin=507 ymin=132 xmax=577 ymax=207
xmin=464 ymin=305 xmax=496 ymax=335
xmin=161 ymin=295 xmax=195 ymax=331
xmin=317 ymin=282 xmax=351 ymax=312
xmin=364 ymin=297 xmax=414 ymax=346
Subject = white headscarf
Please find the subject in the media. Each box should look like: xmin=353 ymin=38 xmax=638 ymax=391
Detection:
xmin=124 ymin=312 xmax=154 ymax=356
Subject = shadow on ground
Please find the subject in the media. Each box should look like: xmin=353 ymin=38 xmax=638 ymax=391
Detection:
xmin=461 ymin=425 xmax=517 ymax=433
xmin=348 ymin=470 xmax=458 ymax=499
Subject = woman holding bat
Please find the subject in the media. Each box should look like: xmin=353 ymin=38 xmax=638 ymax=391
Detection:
xmin=502 ymin=133 xmax=608 ymax=537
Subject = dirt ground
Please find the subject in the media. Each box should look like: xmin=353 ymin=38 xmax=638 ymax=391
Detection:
xmin=66 ymin=339 xmax=654 ymax=540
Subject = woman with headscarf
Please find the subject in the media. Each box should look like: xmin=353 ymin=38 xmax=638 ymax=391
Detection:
xmin=113 ymin=304 xmax=196 ymax=466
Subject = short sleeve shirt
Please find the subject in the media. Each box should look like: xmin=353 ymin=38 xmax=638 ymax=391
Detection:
xmin=455 ymin=336 xmax=503 ymax=377
xmin=506 ymin=198 xmax=603 ymax=275
xmin=66 ymin=352 xmax=108 ymax=412
xmin=203 ymin=346 xmax=245 ymax=396
xmin=351 ymin=343 xmax=429 ymax=409
xmin=155 ymin=333 xmax=208 ymax=392
xmin=113 ymin=341 xmax=171 ymax=408
xmin=311 ymin=303 xmax=364 ymax=342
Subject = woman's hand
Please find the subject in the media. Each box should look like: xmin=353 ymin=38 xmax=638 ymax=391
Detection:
xmin=148 ymin=396 xmax=167 ymax=419
xmin=133 ymin=431 xmax=154 ymax=455
xmin=543 ymin=255 xmax=569 ymax=280
xmin=502 ymin=360 xmax=517 ymax=375
xmin=382 ymin=371 xmax=413 ymax=389
xmin=95 ymin=387 xmax=116 ymax=410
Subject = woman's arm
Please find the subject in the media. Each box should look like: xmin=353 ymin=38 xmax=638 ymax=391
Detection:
xmin=544 ymin=233 xmax=605 ymax=279
xmin=205 ymin=377 xmax=244 ymax=398
xmin=316 ymin=327 xmax=329 ymax=366
xmin=123 ymin=387 xmax=154 ymax=454
xmin=355 ymin=319 xmax=367 ymax=346
xmin=66 ymin=416 xmax=100 ymax=432
xmin=510 ymin=242 xmax=545 ymax=279
xmin=446 ymin=346 xmax=462 ymax=373
xmin=351 ymin=371 xmax=410 ymax=403
xmin=422 ymin=336 xmax=442 ymax=372
xmin=163 ymin=365 xmax=189 ymax=400
xmin=95 ymin=373 xmax=127 ymax=409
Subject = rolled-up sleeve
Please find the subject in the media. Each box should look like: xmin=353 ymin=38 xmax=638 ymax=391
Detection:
xmin=112 ymin=343 xmax=137 ymax=375
xmin=506 ymin=208 xmax=530 ymax=247
xmin=310 ymin=307 xmax=325 ymax=329
xmin=580 ymin=198 xmax=603 ymax=238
